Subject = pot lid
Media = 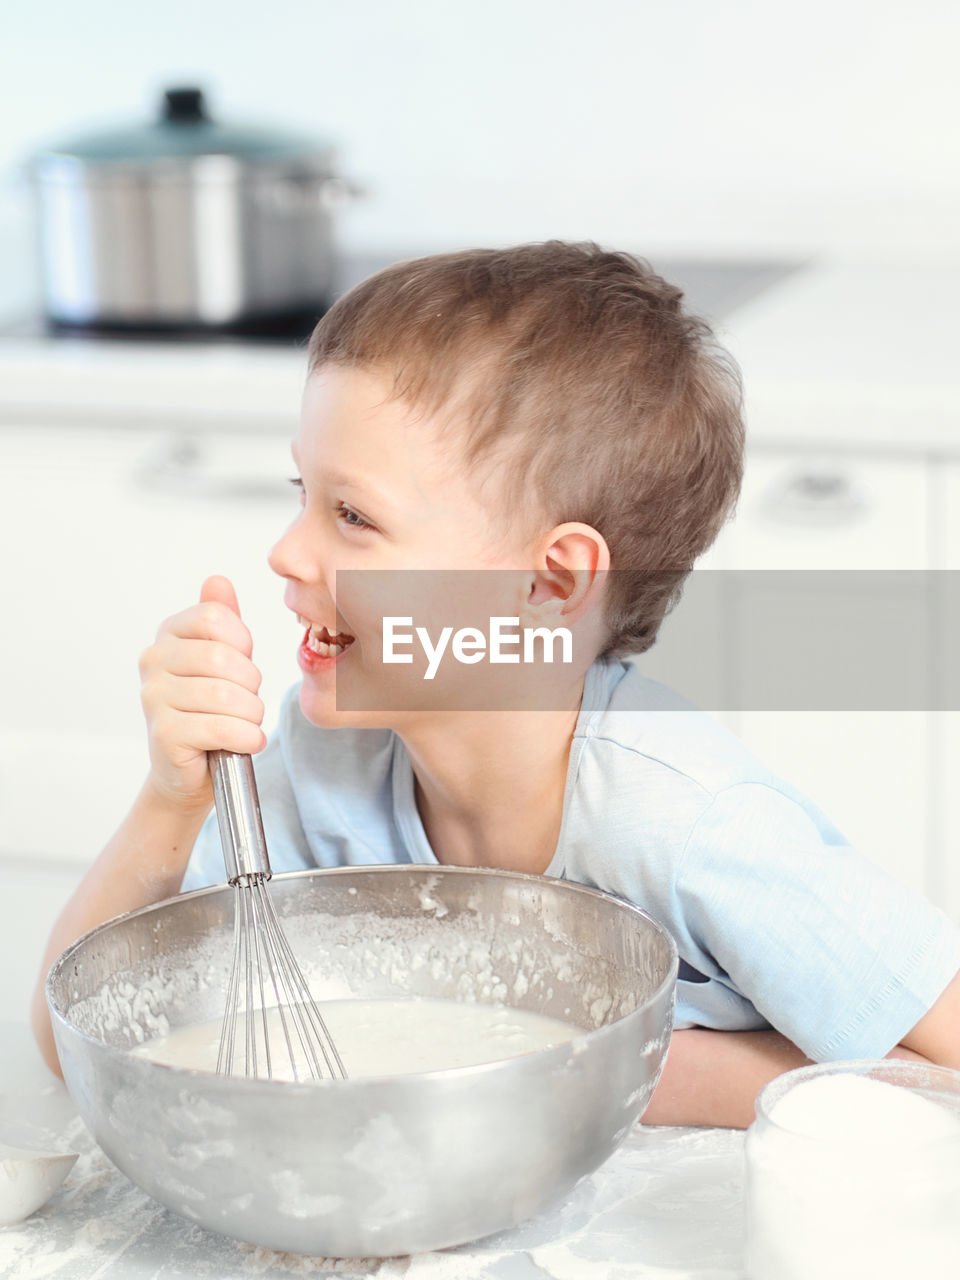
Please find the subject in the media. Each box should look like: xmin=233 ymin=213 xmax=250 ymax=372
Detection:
xmin=33 ymin=87 xmax=333 ymax=168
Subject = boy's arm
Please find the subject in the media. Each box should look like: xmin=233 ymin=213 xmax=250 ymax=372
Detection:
xmin=30 ymin=779 xmax=212 ymax=1078
xmin=660 ymin=783 xmax=960 ymax=1125
xmin=31 ymin=575 xmax=265 ymax=1078
xmin=898 ymin=965 xmax=960 ymax=1069
xmin=642 ymin=1027 xmax=932 ymax=1130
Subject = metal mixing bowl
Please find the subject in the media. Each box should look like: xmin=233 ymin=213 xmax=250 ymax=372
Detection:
xmin=47 ymin=865 xmax=677 ymax=1257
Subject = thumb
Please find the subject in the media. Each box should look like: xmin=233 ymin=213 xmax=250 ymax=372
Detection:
xmin=200 ymin=574 xmax=242 ymax=618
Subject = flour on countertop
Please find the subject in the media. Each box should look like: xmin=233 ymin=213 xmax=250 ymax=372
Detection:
xmin=0 ymin=1117 xmax=746 ymax=1279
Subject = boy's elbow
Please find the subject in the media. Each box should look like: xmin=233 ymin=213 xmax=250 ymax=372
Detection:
xmin=895 ymin=966 xmax=960 ymax=1072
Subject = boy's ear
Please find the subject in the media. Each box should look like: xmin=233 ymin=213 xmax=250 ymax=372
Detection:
xmin=522 ymin=522 xmax=610 ymax=618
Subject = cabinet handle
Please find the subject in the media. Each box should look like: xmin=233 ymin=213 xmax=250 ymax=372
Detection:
xmin=762 ymin=469 xmax=868 ymax=527
xmin=134 ymin=434 xmax=290 ymax=502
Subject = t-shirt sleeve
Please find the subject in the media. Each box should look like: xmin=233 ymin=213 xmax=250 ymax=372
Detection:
xmin=179 ymin=694 xmax=314 ymax=892
xmin=674 ymin=781 xmax=960 ymax=1061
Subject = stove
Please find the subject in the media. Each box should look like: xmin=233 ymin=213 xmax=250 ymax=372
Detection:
xmin=0 ymin=254 xmax=801 ymax=343
xmin=0 ymin=254 xmax=803 ymax=433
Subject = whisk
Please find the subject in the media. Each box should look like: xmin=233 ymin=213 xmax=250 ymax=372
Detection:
xmin=208 ymin=749 xmax=347 ymax=1082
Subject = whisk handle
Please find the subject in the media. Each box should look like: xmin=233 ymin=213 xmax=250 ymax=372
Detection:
xmin=208 ymin=750 xmax=272 ymax=884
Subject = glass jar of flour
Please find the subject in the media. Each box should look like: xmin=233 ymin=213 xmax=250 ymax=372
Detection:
xmin=744 ymin=1059 xmax=960 ymax=1280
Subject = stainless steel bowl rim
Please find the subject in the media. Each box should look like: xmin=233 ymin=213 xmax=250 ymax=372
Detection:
xmin=47 ymin=863 xmax=678 ymax=1090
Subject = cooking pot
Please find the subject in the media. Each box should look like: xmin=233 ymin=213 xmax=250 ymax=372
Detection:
xmin=29 ymin=87 xmax=360 ymax=333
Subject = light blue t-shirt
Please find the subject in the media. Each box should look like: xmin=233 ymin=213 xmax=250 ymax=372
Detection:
xmin=182 ymin=657 xmax=960 ymax=1062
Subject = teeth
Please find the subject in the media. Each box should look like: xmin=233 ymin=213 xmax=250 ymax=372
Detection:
xmin=298 ymin=615 xmax=354 ymax=657
xmin=307 ymin=632 xmax=345 ymax=657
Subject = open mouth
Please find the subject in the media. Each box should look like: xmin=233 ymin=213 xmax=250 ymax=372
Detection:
xmin=298 ymin=617 xmax=356 ymax=659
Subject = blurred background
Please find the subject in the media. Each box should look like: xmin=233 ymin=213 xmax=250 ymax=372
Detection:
xmin=1 ymin=0 xmax=958 ymax=275
xmin=2 ymin=0 xmax=959 ymax=1020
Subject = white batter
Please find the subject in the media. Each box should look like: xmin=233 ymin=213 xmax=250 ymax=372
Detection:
xmin=130 ymin=997 xmax=584 ymax=1080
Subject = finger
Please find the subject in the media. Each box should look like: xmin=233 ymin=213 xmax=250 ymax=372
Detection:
xmin=156 ymin=708 xmax=267 ymax=757
xmin=160 ymin=640 xmax=262 ymax=694
xmin=200 ymin=574 xmax=242 ymax=617
xmin=162 ymin=675 xmax=265 ymax=725
xmin=157 ymin=601 xmax=255 ymax=658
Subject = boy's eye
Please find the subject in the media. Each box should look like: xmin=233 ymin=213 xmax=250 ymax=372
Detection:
xmin=287 ymin=479 xmax=373 ymax=531
xmin=335 ymin=502 xmax=373 ymax=531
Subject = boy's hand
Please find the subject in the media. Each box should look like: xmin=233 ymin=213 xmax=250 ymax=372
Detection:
xmin=138 ymin=575 xmax=267 ymax=811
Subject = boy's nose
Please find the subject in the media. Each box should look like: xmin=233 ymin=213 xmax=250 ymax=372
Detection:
xmin=268 ymin=520 xmax=320 ymax=584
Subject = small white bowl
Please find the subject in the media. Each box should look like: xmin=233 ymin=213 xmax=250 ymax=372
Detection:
xmin=0 ymin=1142 xmax=78 ymax=1226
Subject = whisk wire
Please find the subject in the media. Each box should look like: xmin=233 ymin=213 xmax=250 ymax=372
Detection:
xmin=210 ymin=750 xmax=348 ymax=1083
xmin=244 ymin=889 xmax=259 ymax=1077
xmin=251 ymin=885 xmax=274 ymax=1080
xmin=217 ymin=875 xmax=349 ymax=1082
xmin=263 ymin=899 xmax=348 ymax=1079
xmin=256 ymin=878 xmax=340 ymax=1080
xmin=250 ymin=877 xmax=304 ymax=1080
xmin=217 ymin=897 xmax=243 ymax=1076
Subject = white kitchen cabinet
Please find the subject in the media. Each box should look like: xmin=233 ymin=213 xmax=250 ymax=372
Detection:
xmin=728 ymin=449 xmax=933 ymax=898
xmin=713 ymin=450 xmax=930 ymax=571
xmin=642 ymin=448 xmax=935 ymax=899
xmin=936 ymin=460 xmax=960 ymax=918
xmin=0 ymin=424 xmax=302 ymax=864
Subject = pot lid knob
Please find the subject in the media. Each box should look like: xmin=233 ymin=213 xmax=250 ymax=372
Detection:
xmin=30 ymin=86 xmax=336 ymax=168
xmin=162 ymin=87 xmax=209 ymax=124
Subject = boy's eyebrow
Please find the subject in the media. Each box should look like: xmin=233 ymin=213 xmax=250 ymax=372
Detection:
xmin=323 ymin=468 xmax=392 ymax=507
xmin=289 ymin=447 xmax=394 ymax=512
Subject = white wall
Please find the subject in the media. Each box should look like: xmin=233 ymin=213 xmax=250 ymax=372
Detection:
xmin=2 ymin=0 xmax=959 ymax=271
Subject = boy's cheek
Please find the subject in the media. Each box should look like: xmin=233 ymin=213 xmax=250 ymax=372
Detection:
xmin=337 ymin=570 xmax=513 ymax=662
xmin=327 ymin=570 xmax=584 ymax=714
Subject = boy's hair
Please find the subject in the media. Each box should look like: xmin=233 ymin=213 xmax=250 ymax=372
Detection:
xmin=307 ymin=241 xmax=743 ymax=657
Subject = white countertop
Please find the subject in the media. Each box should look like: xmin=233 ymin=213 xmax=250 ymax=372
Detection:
xmin=725 ymin=262 xmax=960 ymax=456
xmin=0 ymin=254 xmax=781 ymax=436
xmin=3 ymin=258 xmax=958 ymax=455
xmin=0 ymin=337 xmax=305 ymax=432
xmin=0 ymin=1021 xmax=746 ymax=1278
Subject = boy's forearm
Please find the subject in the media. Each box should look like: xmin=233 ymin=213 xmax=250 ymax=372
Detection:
xmin=31 ymin=778 xmax=212 ymax=1078
xmin=642 ymin=1028 xmax=931 ymax=1129
xmin=641 ymin=1028 xmax=811 ymax=1128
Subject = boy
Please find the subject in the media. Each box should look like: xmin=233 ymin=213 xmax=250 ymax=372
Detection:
xmin=32 ymin=242 xmax=960 ymax=1126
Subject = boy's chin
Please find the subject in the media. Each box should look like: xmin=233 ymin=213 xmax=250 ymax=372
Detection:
xmin=298 ymin=683 xmax=346 ymax=728
xmin=297 ymin=682 xmax=390 ymax=731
